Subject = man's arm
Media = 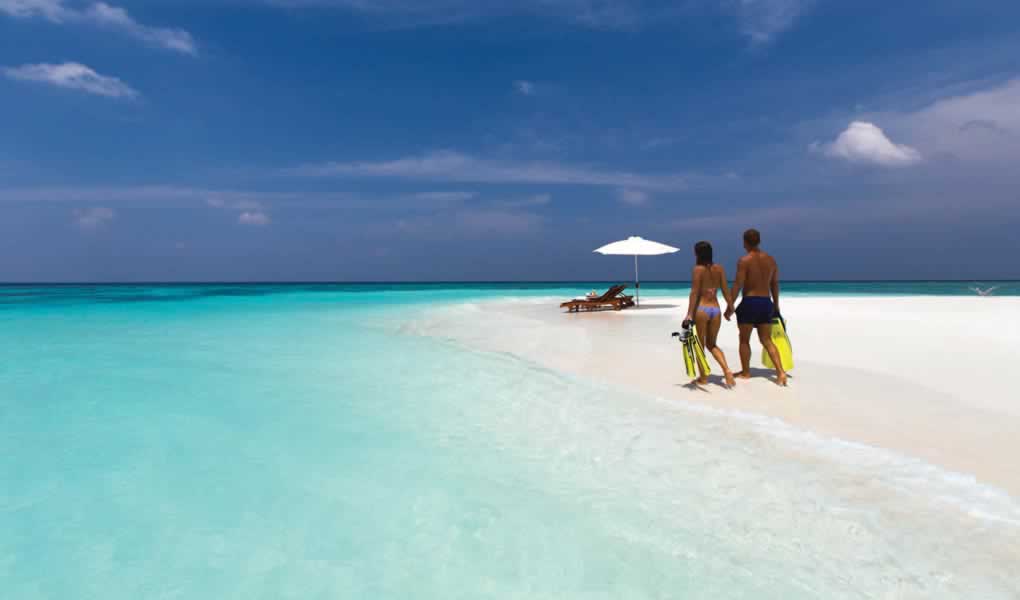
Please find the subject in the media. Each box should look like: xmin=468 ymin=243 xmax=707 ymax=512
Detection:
xmin=725 ymin=258 xmax=746 ymax=320
xmin=719 ymin=266 xmax=734 ymax=313
xmin=770 ymin=260 xmax=781 ymax=316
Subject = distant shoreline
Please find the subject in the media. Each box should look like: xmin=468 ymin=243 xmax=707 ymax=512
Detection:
xmin=2 ymin=281 xmax=1018 ymax=299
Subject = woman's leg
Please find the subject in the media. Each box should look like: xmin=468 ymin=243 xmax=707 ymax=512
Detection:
xmin=704 ymin=313 xmax=735 ymax=387
xmin=692 ymin=310 xmax=711 ymax=385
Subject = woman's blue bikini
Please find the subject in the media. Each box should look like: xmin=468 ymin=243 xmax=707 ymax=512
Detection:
xmin=697 ymin=306 xmax=722 ymax=318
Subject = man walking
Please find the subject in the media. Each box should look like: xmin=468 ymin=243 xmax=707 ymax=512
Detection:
xmin=725 ymin=229 xmax=788 ymax=386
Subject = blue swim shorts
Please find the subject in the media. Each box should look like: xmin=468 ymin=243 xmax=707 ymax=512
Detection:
xmin=736 ymin=296 xmax=775 ymax=325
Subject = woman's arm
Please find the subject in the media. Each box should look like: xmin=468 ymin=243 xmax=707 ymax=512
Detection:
xmin=685 ymin=266 xmax=703 ymax=321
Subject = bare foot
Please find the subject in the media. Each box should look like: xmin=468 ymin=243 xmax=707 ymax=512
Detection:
xmin=724 ymin=371 xmax=736 ymax=388
xmin=776 ymin=373 xmax=788 ymax=387
xmin=733 ymin=371 xmax=752 ymax=380
xmin=696 ymin=376 xmax=709 ymax=385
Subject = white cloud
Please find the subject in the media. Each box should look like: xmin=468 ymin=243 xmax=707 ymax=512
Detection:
xmin=73 ymin=206 xmax=114 ymax=228
xmin=238 ymin=211 xmax=271 ymax=226
xmin=3 ymin=62 xmax=138 ymax=98
xmin=0 ymin=185 xmax=488 ymax=210
xmin=0 ymin=185 xmax=304 ymax=205
xmin=267 ymin=1 xmax=810 ymax=40
xmin=665 ymin=204 xmax=815 ymax=232
xmin=85 ymin=2 xmax=196 ymax=55
xmin=514 ymin=80 xmax=535 ymax=96
xmin=456 ymin=209 xmax=541 ymax=235
xmin=731 ymin=0 xmax=813 ymax=44
xmin=662 ymin=183 xmax=1020 ymax=235
xmin=0 ymin=0 xmax=64 ymax=19
xmin=203 ymin=191 xmax=271 ymax=225
xmin=818 ymin=121 xmax=922 ymax=167
xmin=616 ymin=187 xmax=648 ymax=206
xmin=510 ymin=192 xmax=552 ymax=207
xmin=205 ymin=195 xmax=265 ymax=211
xmin=806 ymin=79 xmax=1020 ymax=171
xmin=0 ymin=0 xmax=197 ymax=55
xmin=287 ymin=150 xmax=688 ymax=190
xmin=267 ymin=0 xmax=644 ymax=29
xmin=895 ymin=78 xmax=1020 ymax=164
xmin=396 ymin=208 xmax=542 ymax=238
xmin=411 ymin=191 xmax=477 ymax=204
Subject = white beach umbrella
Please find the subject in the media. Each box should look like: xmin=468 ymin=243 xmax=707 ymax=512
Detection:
xmin=594 ymin=236 xmax=679 ymax=306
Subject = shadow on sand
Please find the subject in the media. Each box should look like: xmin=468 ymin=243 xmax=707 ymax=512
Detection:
xmin=743 ymin=367 xmax=785 ymax=378
xmin=679 ymin=374 xmax=731 ymax=392
xmin=677 ymin=368 xmax=791 ymax=391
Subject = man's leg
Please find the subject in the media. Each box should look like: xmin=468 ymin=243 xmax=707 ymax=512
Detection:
xmin=736 ymin=324 xmax=754 ymax=378
xmin=756 ymin=323 xmax=788 ymax=386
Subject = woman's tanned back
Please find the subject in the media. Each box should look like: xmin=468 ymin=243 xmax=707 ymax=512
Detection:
xmin=697 ymin=264 xmax=725 ymax=305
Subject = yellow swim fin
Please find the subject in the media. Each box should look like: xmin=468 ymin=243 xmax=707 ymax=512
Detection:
xmin=762 ymin=316 xmax=794 ymax=371
xmin=691 ymin=325 xmax=712 ymax=375
xmin=682 ymin=335 xmax=697 ymax=378
xmin=674 ymin=328 xmax=699 ymax=378
xmin=676 ymin=326 xmax=711 ymax=379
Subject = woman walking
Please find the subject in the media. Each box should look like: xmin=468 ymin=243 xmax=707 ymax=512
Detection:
xmin=683 ymin=241 xmax=737 ymax=387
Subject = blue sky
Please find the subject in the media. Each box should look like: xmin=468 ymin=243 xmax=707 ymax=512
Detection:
xmin=2 ymin=0 xmax=1019 ymax=281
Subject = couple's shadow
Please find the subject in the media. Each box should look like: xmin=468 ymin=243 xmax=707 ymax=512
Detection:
xmin=678 ymin=368 xmax=786 ymax=392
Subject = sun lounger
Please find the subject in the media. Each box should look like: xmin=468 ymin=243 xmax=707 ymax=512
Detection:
xmin=560 ymin=284 xmax=634 ymax=312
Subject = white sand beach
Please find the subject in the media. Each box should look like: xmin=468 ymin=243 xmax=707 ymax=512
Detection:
xmin=416 ymin=295 xmax=1020 ymax=499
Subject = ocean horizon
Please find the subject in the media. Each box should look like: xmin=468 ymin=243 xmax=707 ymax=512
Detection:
xmin=2 ymin=280 xmax=1019 ymax=300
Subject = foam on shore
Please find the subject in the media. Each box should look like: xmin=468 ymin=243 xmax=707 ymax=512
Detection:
xmin=407 ymin=295 xmax=1020 ymax=501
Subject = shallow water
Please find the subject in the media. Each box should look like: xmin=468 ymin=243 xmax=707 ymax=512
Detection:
xmin=2 ymin=285 xmax=1018 ymax=598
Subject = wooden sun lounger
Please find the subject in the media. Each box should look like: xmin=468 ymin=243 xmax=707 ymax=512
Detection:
xmin=560 ymin=284 xmax=635 ymax=312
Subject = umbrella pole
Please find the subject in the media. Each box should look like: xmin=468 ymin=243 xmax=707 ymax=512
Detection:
xmin=634 ymin=254 xmax=640 ymax=306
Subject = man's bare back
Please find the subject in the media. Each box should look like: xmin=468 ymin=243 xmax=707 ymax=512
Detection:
xmin=737 ymin=250 xmax=778 ymax=300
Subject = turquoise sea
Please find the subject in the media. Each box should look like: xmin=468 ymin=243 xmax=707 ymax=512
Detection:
xmin=2 ymin=282 xmax=1019 ymax=599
